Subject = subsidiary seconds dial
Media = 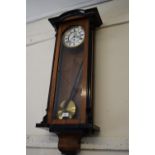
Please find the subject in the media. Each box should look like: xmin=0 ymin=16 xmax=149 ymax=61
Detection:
xmin=63 ymin=26 xmax=85 ymax=48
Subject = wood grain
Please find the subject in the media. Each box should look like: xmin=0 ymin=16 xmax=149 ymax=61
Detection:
xmin=47 ymin=17 xmax=89 ymax=125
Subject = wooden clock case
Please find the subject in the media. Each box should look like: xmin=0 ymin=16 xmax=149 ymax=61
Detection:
xmin=36 ymin=8 xmax=102 ymax=154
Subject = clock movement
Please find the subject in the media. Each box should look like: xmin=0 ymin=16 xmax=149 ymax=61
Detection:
xmin=36 ymin=8 xmax=102 ymax=154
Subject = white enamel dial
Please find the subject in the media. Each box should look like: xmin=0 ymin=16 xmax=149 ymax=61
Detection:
xmin=63 ymin=26 xmax=85 ymax=48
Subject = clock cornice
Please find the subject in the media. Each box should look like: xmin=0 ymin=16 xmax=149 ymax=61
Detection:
xmin=48 ymin=8 xmax=103 ymax=31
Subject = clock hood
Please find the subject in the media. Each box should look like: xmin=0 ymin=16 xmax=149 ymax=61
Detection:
xmin=48 ymin=8 xmax=103 ymax=31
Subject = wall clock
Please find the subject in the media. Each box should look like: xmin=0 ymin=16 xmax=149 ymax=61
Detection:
xmin=36 ymin=8 xmax=102 ymax=154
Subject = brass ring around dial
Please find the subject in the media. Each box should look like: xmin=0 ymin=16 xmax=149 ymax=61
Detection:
xmin=57 ymin=100 xmax=76 ymax=119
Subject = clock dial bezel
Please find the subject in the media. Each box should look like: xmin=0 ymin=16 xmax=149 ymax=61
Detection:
xmin=63 ymin=25 xmax=85 ymax=48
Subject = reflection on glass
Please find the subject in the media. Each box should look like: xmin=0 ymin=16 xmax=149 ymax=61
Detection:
xmin=52 ymin=26 xmax=85 ymax=120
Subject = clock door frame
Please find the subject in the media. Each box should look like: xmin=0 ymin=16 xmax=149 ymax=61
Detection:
xmin=47 ymin=17 xmax=89 ymax=125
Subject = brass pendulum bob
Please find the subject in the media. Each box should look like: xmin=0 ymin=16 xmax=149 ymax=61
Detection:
xmin=57 ymin=100 xmax=76 ymax=119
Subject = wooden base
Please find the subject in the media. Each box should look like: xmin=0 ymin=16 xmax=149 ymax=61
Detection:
xmin=58 ymin=132 xmax=82 ymax=155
